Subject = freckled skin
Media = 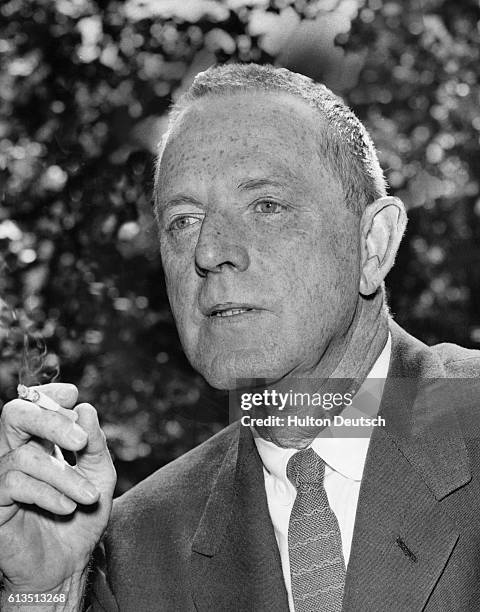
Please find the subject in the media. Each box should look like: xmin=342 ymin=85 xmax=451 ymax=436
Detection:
xmin=156 ymin=92 xmax=362 ymax=389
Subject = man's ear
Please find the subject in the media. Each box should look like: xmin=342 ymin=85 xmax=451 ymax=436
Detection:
xmin=359 ymin=196 xmax=407 ymax=296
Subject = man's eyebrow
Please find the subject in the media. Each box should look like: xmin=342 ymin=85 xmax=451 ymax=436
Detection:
xmin=157 ymin=194 xmax=204 ymax=213
xmin=236 ymin=177 xmax=290 ymax=191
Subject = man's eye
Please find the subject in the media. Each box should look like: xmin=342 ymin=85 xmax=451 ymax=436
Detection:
xmin=168 ymin=216 xmax=201 ymax=231
xmin=254 ymin=200 xmax=285 ymax=214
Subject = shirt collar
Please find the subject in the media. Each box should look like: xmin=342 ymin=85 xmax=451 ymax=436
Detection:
xmin=253 ymin=333 xmax=392 ymax=482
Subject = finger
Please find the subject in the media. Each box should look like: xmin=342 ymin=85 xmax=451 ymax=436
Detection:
xmin=31 ymin=383 xmax=79 ymax=409
xmin=74 ymin=404 xmax=116 ymax=492
xmin=0 ymin=399 xmax=88 ymax=452
xmin=1 ymin=444 xmax=100 ymax=505
xmin=19 ymin=393 xmax=78 ymax=423
xmin=29 ymin=437 xmax=56 ymax=457
xmin=0 ymin=470 xmax=77 ymax=515
xmin=18 ymin=383 xmax=79 ymax=422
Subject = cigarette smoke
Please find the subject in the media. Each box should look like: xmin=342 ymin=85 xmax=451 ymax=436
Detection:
xmin=0 ymin=299 xmax=59 ymax=387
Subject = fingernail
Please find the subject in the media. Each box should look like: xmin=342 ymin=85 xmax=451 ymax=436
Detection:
xmin=60 ymin=495 xmax=76 ymax=512
xmin=70 ymin=424 xmax=88 ymax=445
xmin=82 ymin=482 xmax=100 ymax=500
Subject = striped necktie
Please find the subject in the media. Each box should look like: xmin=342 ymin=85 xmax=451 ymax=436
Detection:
xmin=287 ymin=448 xmax=346 ymax=612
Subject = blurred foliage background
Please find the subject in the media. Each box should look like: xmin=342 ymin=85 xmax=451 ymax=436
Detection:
xmin=1 ymin=0 xmax=479 ymax=495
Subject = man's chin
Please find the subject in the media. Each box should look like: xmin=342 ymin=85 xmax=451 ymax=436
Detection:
xmin=195 ymin=351 xmax=283 ymax=390
xmin=200 ymin=369 xmax=263 ymax=391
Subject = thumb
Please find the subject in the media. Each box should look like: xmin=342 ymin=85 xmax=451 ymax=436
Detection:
xmin=74 ymin=403 xmax=116 ymax=494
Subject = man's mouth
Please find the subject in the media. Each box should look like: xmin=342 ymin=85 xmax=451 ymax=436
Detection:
xmin=207 ymin=303 xmax=256 ymax=318
xmin=210 ymin=307 xmax=254 ymax=318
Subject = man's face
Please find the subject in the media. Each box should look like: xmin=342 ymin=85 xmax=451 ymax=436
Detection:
xmin=156 ymin=91 xmax=361 ymax=389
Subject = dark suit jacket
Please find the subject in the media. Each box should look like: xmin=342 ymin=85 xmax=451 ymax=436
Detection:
xmin=88 ymin=322 xmax=480 ymax=611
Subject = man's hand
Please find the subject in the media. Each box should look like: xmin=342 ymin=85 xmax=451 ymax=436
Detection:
xmin=0 ymin=383 xmax=116 ymax=597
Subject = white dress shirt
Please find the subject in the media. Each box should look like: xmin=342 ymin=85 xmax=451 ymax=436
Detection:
xmin=253 ymin=335 xmax=392 ymax=612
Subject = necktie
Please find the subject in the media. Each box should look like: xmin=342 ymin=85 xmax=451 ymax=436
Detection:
xmin=287 ymin=448 xmax=346 ymax=612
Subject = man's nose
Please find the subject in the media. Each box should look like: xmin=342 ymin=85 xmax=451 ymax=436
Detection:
xmin=194 ymin=215 xmax=250 ymax=276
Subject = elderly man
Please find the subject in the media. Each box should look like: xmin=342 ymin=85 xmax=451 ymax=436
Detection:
xmin=1 ymin=63 xmax=479 ymax=612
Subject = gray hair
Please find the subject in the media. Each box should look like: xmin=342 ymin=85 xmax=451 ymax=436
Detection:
xmin=154 ymin=62 xmax=387 ymax=215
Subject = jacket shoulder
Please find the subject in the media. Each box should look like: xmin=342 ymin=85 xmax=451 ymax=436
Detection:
xmin=110 ymin=421 xmax=239 ymax=522
xmin=389 ymin=320 xmax=480 ymax=377
xmin=431 ymin=341 xmax=480 ymax=377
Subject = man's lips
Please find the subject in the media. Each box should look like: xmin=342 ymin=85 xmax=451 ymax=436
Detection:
xmin=204 ymin=302 xmax=260 ymax=318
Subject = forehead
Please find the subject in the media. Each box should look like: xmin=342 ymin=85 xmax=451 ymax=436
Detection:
xmin=181 ymin=90 xmax=321 ymax=138
xmin=157 ymin=91 xmax=331 ymax=190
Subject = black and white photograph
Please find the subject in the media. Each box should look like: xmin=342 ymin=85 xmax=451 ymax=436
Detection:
xmin=1 ymin=0 xmax=480 ymax=610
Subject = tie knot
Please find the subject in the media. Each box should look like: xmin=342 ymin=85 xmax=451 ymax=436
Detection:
xmin=287 ymin=448 xmax=325 ymax=488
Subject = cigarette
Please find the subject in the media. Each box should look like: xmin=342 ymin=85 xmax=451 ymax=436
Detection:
xmin=17 ymin=384 xmax=61 ymax=412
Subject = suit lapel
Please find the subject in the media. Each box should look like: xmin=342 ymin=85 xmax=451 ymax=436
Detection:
xmin=343 ymin=322 xmax=471 ymax=611
xmin=191 ymin=424 xmax=289 ymax=612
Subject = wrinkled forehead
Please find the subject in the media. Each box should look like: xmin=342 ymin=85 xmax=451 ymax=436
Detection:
xmin=168 ymin=89 xmax=325 ymax=147
xmin=156 ymin=91 xmax=331 ymax=192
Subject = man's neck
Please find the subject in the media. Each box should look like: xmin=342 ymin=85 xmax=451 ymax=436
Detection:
xmin=253 ymin=293 xmax=390 ymax=449
xmin=326 ymin=292 xmax=389 ymax=382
